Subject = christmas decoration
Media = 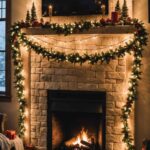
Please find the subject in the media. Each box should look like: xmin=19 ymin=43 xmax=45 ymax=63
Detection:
xmin=111 ymin=11 xmax=119 ymax=23
xmin=101 ymin=3 xmax=106 ymax=16
xmin=31 ymin=2 xmax=37 ymax=22
xmin=115 ymin=0 xmax=121 ymax=13
xmin=121 ymin=0 xmax=128 ymax=19
xmin=25 ymin=10 xmax=31 ymax=23
xmin=48 ymin=5 xmax=53 ymax=22
xmin=10 ymin=18 xmax=148 ymax=150
xmin=5 ymin=130 xmax=16 ymax=140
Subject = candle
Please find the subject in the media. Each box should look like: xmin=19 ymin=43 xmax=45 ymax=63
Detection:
xmin=101 ymin=4 xmax=106 ymax=16
xmin=111 ymin=11 xmax=119 ymax=23
xmin=48 ymin=5 xmax=53 ymax=22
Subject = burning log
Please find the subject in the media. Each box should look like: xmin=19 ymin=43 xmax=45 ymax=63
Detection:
xmin=81 ymin=138 xmax=96 ymax=150
xmin=81 ymin=140 xmax=91 ymax=148
xmin=63 ymin=128 xmax=98 ymax=150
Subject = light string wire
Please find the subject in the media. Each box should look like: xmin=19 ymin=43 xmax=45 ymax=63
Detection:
xmin=28 ymin=34 xmax=133 ymax=44
xmin=30 ymin=35 xmax=99 ymax=43
xmin=10 ymin=18 xmax=148 ymax=150
xmin=29 ymin=35 xmax=134 ymax=51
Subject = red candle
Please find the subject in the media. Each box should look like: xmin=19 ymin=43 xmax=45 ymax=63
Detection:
xmin=111 ymin=11 xmax=119 ymax=23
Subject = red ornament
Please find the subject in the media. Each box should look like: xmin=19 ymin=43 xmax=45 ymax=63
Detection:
xmin=111 ymin=11 xmax=119 ymax=23
xmin=44 ymin=21 xmax=50 ymax=27
xmin=125 ymin=17 xmax=133 ymax=25
xmin=32 ymin=21 xmax=41 ymax=27
xmin=100 ymin=18 xmax=106 ymax=25
xmin=20 ymin=20 xmax=26 ymax=28
xmin=106 ymin=18 xmax=112 ymax=25
xmin=40 ymin=18 xmax=44 ymax=24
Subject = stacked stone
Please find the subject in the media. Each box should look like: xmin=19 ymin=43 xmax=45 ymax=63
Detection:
xmin=29 ymin=36 xmax=132 ymax=150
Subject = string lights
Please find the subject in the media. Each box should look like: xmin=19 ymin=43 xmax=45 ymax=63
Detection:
xmin=29 ymin=35 xmax=133 ymax=51
xmin=10 ymin=18 xmax=148 ymax=150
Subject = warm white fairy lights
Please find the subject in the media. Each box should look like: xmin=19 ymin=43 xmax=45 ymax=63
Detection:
xmin=29 ymin=35 xmax=133 ymax=52
xmin=10 ymin=18 xmax=148 ymax=150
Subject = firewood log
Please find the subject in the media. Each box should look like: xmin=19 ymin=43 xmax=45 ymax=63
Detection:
xmin=80 ymin=140 xmax=91 ymax=148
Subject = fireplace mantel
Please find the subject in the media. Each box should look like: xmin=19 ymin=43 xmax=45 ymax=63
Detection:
xmin=22 ymin=25 xmax=135 ymax=35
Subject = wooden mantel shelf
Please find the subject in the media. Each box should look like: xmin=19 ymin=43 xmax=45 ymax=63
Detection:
xmin=22 ymin=25 xmax=136 ymax=35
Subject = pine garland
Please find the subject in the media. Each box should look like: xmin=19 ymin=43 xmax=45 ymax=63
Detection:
xmin=10 ymin=18 xmax=148 ymax=150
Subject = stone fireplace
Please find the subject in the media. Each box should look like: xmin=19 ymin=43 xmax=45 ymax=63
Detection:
xmin=25 ymin=34 xmax=134 ymax=150
xmin=8 ymin=0 xmax=136 ymax=149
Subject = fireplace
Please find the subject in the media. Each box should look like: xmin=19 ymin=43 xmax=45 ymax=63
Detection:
xmin=47 ymin=90 xmax=106 ymax=150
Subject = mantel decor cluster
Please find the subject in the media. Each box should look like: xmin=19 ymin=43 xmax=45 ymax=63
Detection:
xmin=10 ymin=18 xmax=148 ymax=150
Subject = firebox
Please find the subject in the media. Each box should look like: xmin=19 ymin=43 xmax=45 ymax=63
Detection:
xmin=47 ymin=90 xmax=106 ymax=150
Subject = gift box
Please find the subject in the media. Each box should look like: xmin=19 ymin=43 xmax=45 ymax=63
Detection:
xmin=5 ymin=130 xmax=16 ymax=140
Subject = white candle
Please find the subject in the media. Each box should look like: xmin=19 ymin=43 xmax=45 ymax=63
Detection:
xmin=48 ymin=5 xmax=53 ymax=22
xmin=48 ymin=5 xmax=53 ymax=16
xmin=101 ymin=4 xmax=106 ymax=16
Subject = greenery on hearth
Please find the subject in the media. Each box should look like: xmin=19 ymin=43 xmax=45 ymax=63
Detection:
xmin=10 ymin=18 xmax=148 ymax=150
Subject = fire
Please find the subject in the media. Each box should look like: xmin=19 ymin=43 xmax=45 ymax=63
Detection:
xmin=65 ymin=128 xmax=91 ymax=147
xmin=73 ymin=128 xmax=90 ymax=146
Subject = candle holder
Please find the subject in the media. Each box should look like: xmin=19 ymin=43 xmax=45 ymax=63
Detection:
xmin=48 ymin=5 xmax=53 ymax=23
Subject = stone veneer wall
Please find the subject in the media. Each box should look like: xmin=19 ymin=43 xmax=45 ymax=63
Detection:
xmin=29 ymin=35 xmax=133 ymax=150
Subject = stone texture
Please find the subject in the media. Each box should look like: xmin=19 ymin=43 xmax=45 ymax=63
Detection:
xmin=8 ymin=0 xmax=135 ymax=149
xmin=116 ymin=66 xmax=126 ymax=72
xmin=106 ymin=143 xmax=113 ymax=150
xmin=118 ymin=59 xmax=126 ymax=66
xmin=29 ymin=35 xmax=133 ymax=150
xmin=105 ymin=72 xmax=125 ymax=80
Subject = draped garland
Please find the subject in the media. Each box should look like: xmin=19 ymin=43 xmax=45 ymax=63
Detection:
xmin=10 ymin=18 xmax=148 ymax=150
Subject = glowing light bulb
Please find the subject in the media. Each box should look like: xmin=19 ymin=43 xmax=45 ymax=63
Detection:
xmin=109 ymin=46 xmax=113 ymax=49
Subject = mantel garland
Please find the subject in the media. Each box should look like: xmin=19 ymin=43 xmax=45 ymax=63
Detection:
xmin=10 ymin=18 xmax=148 ymax=150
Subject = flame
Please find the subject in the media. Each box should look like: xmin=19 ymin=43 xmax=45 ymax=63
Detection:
xmin=65 ymin=128 xmax=91 ymax=147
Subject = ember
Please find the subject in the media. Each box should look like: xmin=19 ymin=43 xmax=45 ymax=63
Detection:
xmin=62 ymin=128 xmax=98 ymax=150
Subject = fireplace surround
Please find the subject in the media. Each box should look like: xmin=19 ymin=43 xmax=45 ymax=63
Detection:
xmin=11 ymin=0 xmax=135 ymax=149
xmin=28 ymin=34 xmax=132 ymax=150
xmin=47 ymin=90 xmax=106 ymax=150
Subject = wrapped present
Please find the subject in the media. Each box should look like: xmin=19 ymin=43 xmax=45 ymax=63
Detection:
xmin=5 ymin=130 xmax=16 ymax=140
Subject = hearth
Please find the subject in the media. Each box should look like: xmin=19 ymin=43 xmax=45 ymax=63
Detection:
xmin=47 ymin=90 xmax=106 ymax=150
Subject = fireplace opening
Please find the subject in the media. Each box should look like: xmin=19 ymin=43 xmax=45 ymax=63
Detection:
xmin=47 ymin=90 xmax=106 ymax=150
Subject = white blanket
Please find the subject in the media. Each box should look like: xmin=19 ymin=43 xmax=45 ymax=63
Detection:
xmin=0 ymin=133 xmax=24 ymax=150
xmin=0 ymin=133 xmax=11 ymax=150
xmin=10 ymin=136 xmax=24 ymax=150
